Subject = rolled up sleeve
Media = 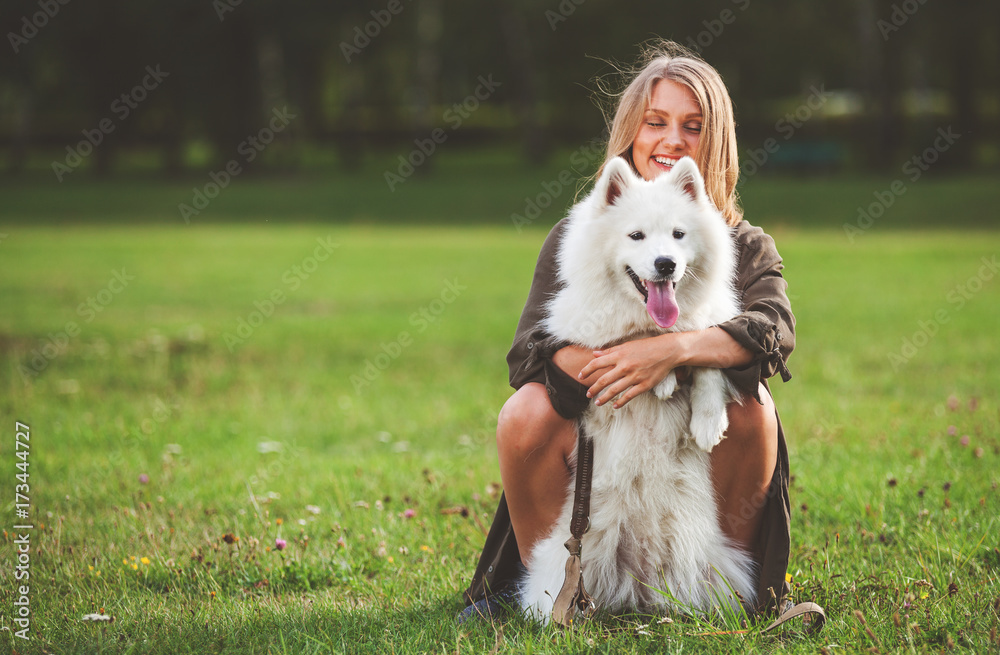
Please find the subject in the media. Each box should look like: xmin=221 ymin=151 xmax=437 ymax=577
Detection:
xmin=717 ymin=223 xmax=795 ymax=403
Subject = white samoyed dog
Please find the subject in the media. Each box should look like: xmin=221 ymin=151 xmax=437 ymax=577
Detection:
xmin=520 ymin=156 xmax=756 ymax=622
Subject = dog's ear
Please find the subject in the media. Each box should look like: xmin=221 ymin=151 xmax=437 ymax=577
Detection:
xmin=597 ymin=157 xmax=637 ymax=209
xmin=670 ymin=157 xmax=707 ymax=204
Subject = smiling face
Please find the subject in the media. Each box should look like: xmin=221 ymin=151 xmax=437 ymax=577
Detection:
xmin=631 ymin=79 xmax=702 ymax=182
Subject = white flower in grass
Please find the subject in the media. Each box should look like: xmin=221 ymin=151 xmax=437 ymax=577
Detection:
xmin=257 ymin=440 xmax=284 ymax=454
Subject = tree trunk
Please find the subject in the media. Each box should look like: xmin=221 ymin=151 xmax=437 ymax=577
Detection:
xmin=499 ymin=2 xmax=547 ymax=165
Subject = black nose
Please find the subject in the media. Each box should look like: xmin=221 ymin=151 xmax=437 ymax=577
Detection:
xmin=654 ymin=257 xmax=675 ymax=277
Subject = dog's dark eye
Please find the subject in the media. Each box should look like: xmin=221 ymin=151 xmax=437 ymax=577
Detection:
xmin=672 ymin=229 xmax=685 ymax=239
xmin=629 ymin=231 xmax=645 ymax=241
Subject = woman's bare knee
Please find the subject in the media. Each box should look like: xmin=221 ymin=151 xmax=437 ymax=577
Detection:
xmin=497 ymin=383 xmax=573 ymax=460
xmin=726 ymin=383 xmax=776 ymax=444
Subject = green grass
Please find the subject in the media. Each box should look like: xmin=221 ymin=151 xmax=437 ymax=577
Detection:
xmin=1 ymin=173 xmax=999 ymax=652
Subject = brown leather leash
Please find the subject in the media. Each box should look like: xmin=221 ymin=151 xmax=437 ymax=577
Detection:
xmin=551 ymin=427 xmax=595 ymax=626
xmin=762 ymin=601 xmax=826 ymax=633
xmin=548 ymin=424 xmax=826 ymax=633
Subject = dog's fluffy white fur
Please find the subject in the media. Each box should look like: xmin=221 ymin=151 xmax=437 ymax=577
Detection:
xmin=520 ymin=156 xmax=756 ymax=622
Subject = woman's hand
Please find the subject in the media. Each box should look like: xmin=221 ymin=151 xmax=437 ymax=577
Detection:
xmin=559 ymin=327 xmax=753 ymax=410
xmin=579 ymin=333 xmax=691 ymax=409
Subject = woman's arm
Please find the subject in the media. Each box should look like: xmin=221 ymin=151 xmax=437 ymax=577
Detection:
xmin=578 ymin=328 xmax=752 ymax=408
xmin=578 ymin=221 xmax=794 ymax=409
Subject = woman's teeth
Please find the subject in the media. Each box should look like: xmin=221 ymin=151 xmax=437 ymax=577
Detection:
xmin=654 ymin=156 xmax=677 ymax=167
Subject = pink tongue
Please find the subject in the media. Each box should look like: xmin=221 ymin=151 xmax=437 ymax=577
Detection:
xmin=646 ymin=281 xmax=678 ymax=328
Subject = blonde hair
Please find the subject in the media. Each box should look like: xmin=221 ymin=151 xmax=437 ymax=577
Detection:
xmin=596 ymin=40 xmax=742 ymax=226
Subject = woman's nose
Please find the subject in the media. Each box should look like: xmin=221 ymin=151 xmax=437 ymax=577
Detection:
xmin=661 ymin=124 xmax=684 ymax=150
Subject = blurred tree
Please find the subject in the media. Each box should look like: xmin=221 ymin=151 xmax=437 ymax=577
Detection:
xmin=0 ymin=0 xmax=996 ymax=174
xmin=498 ymin=0 xmax=547 ymax=164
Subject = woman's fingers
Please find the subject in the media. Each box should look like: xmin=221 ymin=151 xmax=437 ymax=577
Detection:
xmin=593 ymin=372 xmax=653 ymax=408
xmin=611 ymin=381 xmax=650 ymax=408
xmin=585 ymin=369 xmax=614 ymax=400
xmin=591 ymin=361 xmax=644 ymax=404
xmin=581 ymin=335 xmax=679 ymax=407
xmin=579 ymin=349 xmax=616 ymax=381
xmin=585 ymin=349 xmax=646 ymax=401
xmin=594 ymin=376 xmax=634 ymax=406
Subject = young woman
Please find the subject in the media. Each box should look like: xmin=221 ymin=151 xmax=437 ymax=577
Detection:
xmin=461 ymin=41 xmax=794 ymax=621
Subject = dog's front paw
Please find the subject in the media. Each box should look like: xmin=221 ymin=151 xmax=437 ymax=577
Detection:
xmin=653 ymin=371 xmax=677 ymax=401
xmin=690 ymin=411 xmax=728 ymax=452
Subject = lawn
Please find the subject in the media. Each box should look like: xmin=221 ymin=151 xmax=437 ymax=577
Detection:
xmin=1 ymin=169 xmax=999 ymax=652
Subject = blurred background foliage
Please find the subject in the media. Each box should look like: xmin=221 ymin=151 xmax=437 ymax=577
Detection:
xmin=0 ymin=0 xmax=998 ymax=178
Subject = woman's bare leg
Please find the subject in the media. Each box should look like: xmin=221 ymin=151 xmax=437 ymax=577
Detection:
xmin=711 ymin=382 xmax=779 ymax=552
xmin=496 ymin=383 xmax=577 ymax=567
xmin=498 ymin=380 xmax=777 ymax=565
